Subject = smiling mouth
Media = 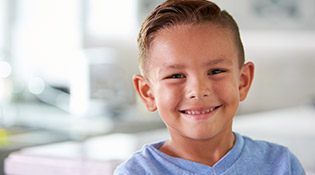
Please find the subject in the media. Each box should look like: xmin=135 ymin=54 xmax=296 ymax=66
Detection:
xmin=179 ymin=105 xmax=222 ymax=115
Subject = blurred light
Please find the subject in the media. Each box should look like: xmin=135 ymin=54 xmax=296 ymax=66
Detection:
xmin=28 ymin=77 xmax=45 ymax=94
xmin=87 ymin=0 xmax=137 ymax=39
xmin=69 ymin=52 xmax=89 ymax=116
xmin=13 ymin=0 xmax=81 ymax=86
xmin=0 ymin=61 xmax=11 ymax=78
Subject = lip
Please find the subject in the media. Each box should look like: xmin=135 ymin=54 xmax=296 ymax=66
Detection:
xmin=179 ymin=105 xmax=222 ymax=120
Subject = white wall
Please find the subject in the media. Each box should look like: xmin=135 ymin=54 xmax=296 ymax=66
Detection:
xmin=239 ymin=30 xmax=315 ymax=113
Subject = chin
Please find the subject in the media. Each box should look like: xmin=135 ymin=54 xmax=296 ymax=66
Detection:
xmin=183 ymin=130 xmax=219 ymax=141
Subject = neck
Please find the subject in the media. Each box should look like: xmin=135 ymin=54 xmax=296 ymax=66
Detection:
xmin=160 ymin=130 xmax=235 ymax=166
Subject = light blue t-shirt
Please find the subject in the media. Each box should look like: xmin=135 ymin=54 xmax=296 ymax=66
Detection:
xmin=114 ymin=133 xmax=305 ymax=175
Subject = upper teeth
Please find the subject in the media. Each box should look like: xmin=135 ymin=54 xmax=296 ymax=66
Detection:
xmin=184 ymin=107 xmax=216 ymax=115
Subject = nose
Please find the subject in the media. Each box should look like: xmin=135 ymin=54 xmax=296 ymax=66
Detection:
xmin=186 ymin=76 xmax=211 ymax=99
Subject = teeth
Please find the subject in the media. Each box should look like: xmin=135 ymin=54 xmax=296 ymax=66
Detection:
xmin=183 ymin=107 xmax=218 ymax=115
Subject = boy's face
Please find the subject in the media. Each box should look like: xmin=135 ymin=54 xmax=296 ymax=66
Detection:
xmin=134 ymin=24 xmax=254 ymax=140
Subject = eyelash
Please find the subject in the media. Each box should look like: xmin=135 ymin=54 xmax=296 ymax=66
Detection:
xmin=165 ymin=69 xmax=226 ymax=80
xmin=208 ymin=69 xmax=226 ymax=75
xmin=166 ymin=73 xmax=186 ymax=79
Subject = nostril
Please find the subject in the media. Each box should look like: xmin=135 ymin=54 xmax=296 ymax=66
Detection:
xmin=190 ymin=95 xmax=196 ymax=99
xmin=189 ymin=95 xmax=208 ymax=99
xmin=188 ymin=92 xmax=209 ymax=99
xmin=187 ymin=88 xmax=211 ymax=99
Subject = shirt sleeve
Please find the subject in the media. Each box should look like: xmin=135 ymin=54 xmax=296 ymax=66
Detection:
xmin=113 ymin=159 xmax=148 ymax=175
xmin=288 ymin=150 xmax=306 ymax=175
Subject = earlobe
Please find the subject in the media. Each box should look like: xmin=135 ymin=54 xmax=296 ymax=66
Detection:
xmin=133 ymin=74 xmax=157 ymax=112
xmin=239 ymin=62 xmax=255 ymax=101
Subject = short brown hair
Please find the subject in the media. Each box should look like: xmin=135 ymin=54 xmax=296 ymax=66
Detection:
xmin=138 ymin=0 xmax=244 ymax=74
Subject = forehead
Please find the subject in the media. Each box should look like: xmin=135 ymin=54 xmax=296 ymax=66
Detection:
xmin=146 ymin=23 xmax=239 ymax=70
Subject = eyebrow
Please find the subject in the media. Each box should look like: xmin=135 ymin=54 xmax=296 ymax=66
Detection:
xmin=205 ymin=58 xmax=233 ymax=66
xmin=161 ymin=58 xmax=232 ymax=71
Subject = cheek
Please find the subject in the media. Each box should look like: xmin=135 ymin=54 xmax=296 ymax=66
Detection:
xmin=213 ymin=79 xmax=240 ymax=103
xmin=155 ymin=84 xmax=183 ymax=108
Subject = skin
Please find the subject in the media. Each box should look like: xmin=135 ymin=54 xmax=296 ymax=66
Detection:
xmin=133 ymin=23 xmax=254 ymax=166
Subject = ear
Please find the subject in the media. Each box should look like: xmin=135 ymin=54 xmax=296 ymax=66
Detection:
xmin=239 ymin=62 xmax=255 ymax=101
xmin=133 ymin=74 xmax=157 ymax=112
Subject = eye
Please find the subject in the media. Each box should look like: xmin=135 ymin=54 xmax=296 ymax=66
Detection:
xmin=208 ymin=69 xmax=226 ymax=75
xmin=166 ymin=73 xmax=186 ymax=79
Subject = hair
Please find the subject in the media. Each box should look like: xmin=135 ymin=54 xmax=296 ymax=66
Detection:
xmin=138 ymin=0 xmax=244 ymax=75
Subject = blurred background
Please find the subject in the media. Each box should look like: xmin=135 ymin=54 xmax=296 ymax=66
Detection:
xmin=0 ymin=0 xmax=315 ymax=174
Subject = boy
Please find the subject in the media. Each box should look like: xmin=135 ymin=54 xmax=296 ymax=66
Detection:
xmin=114 ymin=0 xmax=305 ymax=174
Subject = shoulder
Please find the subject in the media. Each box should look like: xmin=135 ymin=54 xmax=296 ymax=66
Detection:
xmin=113 ymin=141 xmax=164 ymax=175
xmin=241 ymin=134 xmax=288 ymax=156
xmin=238 ymin=134 xmax=305 ymax=174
